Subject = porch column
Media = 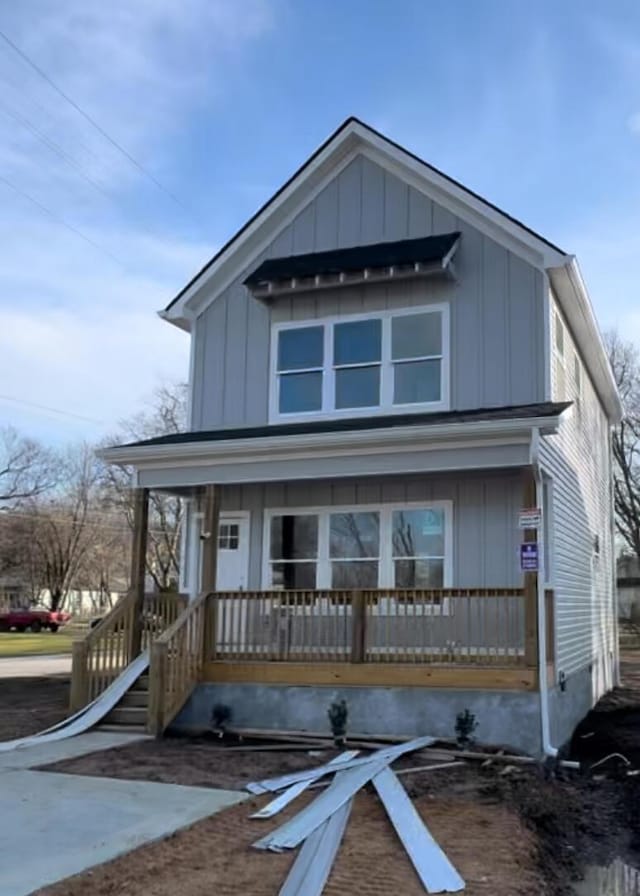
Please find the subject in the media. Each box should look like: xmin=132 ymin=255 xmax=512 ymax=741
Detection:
xmin=201 ymin=485 xmax=220 ymax=593
xmin=522 ymin=471 xmax=539 ymax=668
xmin=129 ymin=487 xmax=149 ymax=659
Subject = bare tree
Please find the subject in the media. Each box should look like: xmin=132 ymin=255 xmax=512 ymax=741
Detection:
xmin=605 ymin=330 xmax=640 ymax=561
xmin=100 ymin=383 xmax=187 ymax=592
xmin=0 ymin=427 xmax=54 ymax=505
xmin=22 ymin=444 xmax=104 ymax=611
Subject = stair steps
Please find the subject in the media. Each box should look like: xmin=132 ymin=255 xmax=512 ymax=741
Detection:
xmin=100 ymin=672 xmax=150 ymax=733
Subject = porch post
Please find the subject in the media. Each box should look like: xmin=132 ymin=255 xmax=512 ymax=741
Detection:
xmin=201 ymin=485 xmax=220 ymax=593
xmin=522 ymin=471 xmax=539 ymax=668
xmin=129 ymin=487 xmax=149 ymax=659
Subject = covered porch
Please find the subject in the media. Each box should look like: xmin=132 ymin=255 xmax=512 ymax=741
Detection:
xmin=88 ymin=402 xmax=564 ymax=740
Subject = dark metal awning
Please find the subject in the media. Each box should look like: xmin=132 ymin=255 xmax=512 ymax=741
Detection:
xmin=244 ymin=232 xmax=461 ymax=299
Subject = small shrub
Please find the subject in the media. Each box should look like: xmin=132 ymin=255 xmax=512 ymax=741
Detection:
xmin=455 ymin=708 xmax=478 ymax=748
xmin=328 ymin=699 xmax=348 ymax=746
xmin=211 ymin=703 xmax=233 ymax=731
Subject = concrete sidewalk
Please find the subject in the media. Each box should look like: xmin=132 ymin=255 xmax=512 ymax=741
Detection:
xmin=0 ymin=731 xmax=247 ymax=895
xmin=0 ymin=653 xmax=71 ymax=677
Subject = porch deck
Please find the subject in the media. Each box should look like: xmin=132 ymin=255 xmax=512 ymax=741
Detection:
xmin=70 ymin=586 xmax=553 ymax=735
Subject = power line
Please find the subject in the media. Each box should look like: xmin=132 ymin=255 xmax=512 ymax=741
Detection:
xmin=0 ymin=99 xmax=113 ymax=203
xmin=0 ymin=173 xmax=126 ymax=266
xmin=0 ymin=394 xmax=105 ymax=425
xmin=0 ymin=27 xmax=199 ymax=221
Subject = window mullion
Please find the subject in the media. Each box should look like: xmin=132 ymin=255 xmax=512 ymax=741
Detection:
xmin=380 ymin=507 xmax=391 ymax=587
xmin=317 ymin=512 xmax=330 ymax=588
xmin=381 ymin=317 xmax=393 ymax=410
xmin=324 ymin=324 xmax=333 ymax=412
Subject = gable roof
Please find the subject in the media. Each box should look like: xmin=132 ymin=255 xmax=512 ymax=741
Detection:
xmin=164 ymin=116 xmax=565 ymax=322
xmin=160 ymin=116 xmax=622 ymax=423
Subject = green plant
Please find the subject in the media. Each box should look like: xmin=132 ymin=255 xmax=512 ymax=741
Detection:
xmin=455 ymin=708 xmax=478 ymax=748
xmin=328 ymin=699 xmax=348 ymax=746
xmin=211 ymin=703 xmax=233 ymax=731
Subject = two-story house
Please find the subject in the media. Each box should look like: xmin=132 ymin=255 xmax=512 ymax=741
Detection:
xmin=95 ymin=118 xmax=621 ymax=756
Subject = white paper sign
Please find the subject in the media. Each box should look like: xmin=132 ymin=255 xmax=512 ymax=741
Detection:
xmin=518 ymin=508 xmax=542 ymax=529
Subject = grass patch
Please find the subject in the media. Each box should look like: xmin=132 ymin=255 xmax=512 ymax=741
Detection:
xmin=0 ymin=632 xmax=75 ymax=657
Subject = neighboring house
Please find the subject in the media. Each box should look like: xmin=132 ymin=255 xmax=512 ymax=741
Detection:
xmin=99 ymin=118 xmax=621 ymax=755
xmin=0 ymin=581 xmax=120 ymax=616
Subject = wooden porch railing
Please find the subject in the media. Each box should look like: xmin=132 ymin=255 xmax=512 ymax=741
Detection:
xmin=146 ymin=587 xmax=553 ymax=736
xmin=209 ymin=588 xmax=528 ymax=667
xmin=69 ymin=591 xmax=187 ymax=712
xmin=148 ymin=591 xmax=210 ymax=736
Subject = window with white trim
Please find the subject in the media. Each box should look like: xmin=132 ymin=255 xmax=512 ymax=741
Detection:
xmin=271 ymin=306 xmax=448 ymax=420
xmin=264 ymin=503 xmax=452 ymax=589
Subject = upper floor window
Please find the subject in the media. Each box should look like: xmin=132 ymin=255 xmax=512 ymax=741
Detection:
xmin=271 ymin=306 xmax=448 ymax=420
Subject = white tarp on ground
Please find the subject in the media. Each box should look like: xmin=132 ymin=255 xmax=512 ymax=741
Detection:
xmin=0 ymin=652 xmax=149 ymax=752
xmin=248 ymin=735 xmax=465 ymax=895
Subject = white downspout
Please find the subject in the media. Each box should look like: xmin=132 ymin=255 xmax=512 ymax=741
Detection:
xmin=530 ymin=427 xmax=557 ymax=759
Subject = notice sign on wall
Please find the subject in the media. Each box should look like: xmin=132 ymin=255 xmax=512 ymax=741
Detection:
xmin=520 ymin=542 xmax=539 ymax=572
xmin=518 ymin=507 xmax=542 ymax=529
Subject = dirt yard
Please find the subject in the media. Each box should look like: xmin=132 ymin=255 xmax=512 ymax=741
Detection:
xmin=35 ymin=788 xmax=543 ymax=896
xmin=0 ymin=674 xmax=68 ymax=739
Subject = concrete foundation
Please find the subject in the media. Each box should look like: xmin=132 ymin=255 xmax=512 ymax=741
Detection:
xmin=547 ymin=665 xmax=595 ymax=751
xmin=174 ymin=670 xmax=597 ymax=757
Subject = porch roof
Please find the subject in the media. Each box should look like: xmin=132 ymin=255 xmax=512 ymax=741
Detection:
xmin=115 ymin=401 xmax=570 ymax=451
xmin=100 ymin=402 xmax=571 ymax=491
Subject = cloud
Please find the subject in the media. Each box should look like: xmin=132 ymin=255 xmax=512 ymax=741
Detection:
xmin=0 ymin=0 xmax=274 ymax=443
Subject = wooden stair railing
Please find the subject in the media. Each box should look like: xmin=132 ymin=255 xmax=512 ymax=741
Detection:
xmin=148 ymin=591 xmax=211 ymax=736
xmin=69 ymin=591 xmax=188 ymax=713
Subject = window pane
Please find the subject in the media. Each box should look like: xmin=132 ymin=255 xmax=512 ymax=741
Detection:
xmin=335 ymin=366 xmax=380 ymax=408
xmin=279 ymin=372 xmax=322 ymax=413
xmin=392 ymin=312 xmax=441 ymax=360
xmin=270 ymin=562 xmax=317 ymax=589
xmin=330 ymin=512 xmax=380 ymax=558
xmin=394 ymin=359 xmax=441 ymax=404
xmin=278 ymin=326 xmax=323 ymax=371
xmin=392 ymin=509 xmax=445 ymax=557
xmin=394 ymin=558 xmax=444 ymax=588
xmin=331 ymin=560 xmax=378 ymax=588
xmin=270 ymin=515 xmax=318 ymax=560
xmin=334 ymin=319 xmax=382 ymax=365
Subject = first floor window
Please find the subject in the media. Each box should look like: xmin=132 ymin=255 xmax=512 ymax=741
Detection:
xmin=265 ymin=504 xmax=450 ymax=589
xmin=329 ymin=511 xmax=380 ymax=587
xmin=269 ymin=514 xmax=318 ymax=588
xmin=392 ymin=508 xmax=445 ymax=587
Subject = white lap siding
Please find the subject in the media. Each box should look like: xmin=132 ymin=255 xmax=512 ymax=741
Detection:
xmin=542 ymin=299 xmax=615 ymax=696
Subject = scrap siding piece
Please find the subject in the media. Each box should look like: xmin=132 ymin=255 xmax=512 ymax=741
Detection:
xmin=247 ymin=736 xmax=435 ymax=794
xmin=373 ymin=766 xmax=465 ymax=893
xmin=253 ymin=736 xmax=436 ymax=852
xmin=278 ymin=774 xmax=353 ymax=896
xmin=251 ymin=751 xmax=359 ymax=820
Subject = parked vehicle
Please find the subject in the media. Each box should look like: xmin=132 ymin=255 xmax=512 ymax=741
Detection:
xmin=0 ymin=606 xmax=71 ymax=633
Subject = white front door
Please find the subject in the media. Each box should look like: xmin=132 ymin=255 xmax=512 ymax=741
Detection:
xmin=216 ymin=513 xmax=250 ymax=590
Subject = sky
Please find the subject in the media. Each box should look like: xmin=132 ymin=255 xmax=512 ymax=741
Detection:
xmin=1 ymin=0 xmax=639 ymax=444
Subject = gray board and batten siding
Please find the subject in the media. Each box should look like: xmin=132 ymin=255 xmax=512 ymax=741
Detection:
xmin=217 ymin=469 xmax=524 ymax=592
xmin=190 ymin=154 xmax=546 ymax=431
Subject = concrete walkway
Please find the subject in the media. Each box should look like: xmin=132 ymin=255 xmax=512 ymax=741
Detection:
xmin=0 ymin=653 xmax=71 ymax=677
xmin=0 ymin=731 xmax=247 ymax=895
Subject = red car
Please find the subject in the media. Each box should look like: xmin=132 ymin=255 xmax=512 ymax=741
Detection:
xmin=0 ymin=607 xmax=71 ymax=633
